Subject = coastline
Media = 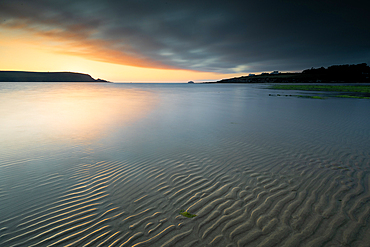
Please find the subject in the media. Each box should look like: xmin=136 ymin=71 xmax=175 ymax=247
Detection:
xmin=203 ymin=63 xmax=370 ymax=84
xmin=0 ymin=71 xmax=109 ymax=82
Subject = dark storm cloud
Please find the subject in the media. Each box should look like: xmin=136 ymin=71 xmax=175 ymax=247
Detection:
xmin=1 ymin=0 xmax=369 ymax=73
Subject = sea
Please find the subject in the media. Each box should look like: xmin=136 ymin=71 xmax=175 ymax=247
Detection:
xmin=0 ymin=82 xmax=369 ymax=247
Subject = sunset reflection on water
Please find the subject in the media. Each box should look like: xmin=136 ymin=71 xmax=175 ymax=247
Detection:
xmin=0 ymin=83 xmax=157 ymax=150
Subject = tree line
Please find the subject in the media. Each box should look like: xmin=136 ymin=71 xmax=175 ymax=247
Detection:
xmin=302 ymin=63 xmax=369 ymax=81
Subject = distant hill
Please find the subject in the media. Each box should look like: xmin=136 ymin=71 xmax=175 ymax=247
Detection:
xmin=0 ymin=71 xmax=109 ymax=82
xmin=206 ymin=63 xmax=370 ymax=83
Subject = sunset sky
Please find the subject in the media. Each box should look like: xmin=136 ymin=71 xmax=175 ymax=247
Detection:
xmin=1 ymin=0 xmax=369 ymax=82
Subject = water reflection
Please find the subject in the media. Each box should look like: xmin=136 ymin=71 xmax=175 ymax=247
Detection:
xmin=0 ymin=83 xmax=157 ymax=150
xmin=1 ymin=83 xmax=370 ymax=246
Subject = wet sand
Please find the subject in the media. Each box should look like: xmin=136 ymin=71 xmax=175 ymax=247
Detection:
xmin=0 ymin=83 xmax=369 ymax=246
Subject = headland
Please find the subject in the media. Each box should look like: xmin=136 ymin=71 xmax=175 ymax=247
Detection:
xmin=0 ymin=71 xmax=109 ymax=82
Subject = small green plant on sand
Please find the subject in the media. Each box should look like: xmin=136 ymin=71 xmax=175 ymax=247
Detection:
xmin=179 ymin=210 xmax=197 ymax=218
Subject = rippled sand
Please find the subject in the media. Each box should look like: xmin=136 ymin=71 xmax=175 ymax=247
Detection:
xmin=0 ymin=83 xmax=370 ymax=246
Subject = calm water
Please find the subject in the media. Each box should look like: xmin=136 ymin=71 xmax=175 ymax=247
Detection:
xmin=0 ymin=82 xmax=370 ymax=246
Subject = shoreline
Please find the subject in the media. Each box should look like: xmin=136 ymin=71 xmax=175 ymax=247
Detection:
xmin=0 ymin=71 xmax=109 ymax=82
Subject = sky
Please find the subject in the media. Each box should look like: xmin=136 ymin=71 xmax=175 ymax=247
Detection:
xmin=0 ymin=0 xmax=369 ymax=82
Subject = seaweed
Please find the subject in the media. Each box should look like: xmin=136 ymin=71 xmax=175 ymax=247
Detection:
xmin=269 ymin=94 xmax=326 ymax=99
xmin=334 ymin=95 xmax=370 ymax=99
xmin=269 ymin=85 xmax=370 ymax=93
xmin=269 ymin=85 xmax=370 ymax=99
xmin=297 ymin=95 xmax=326 ymax=99
xmin=179 ymin=210 xmax=197 ymax=218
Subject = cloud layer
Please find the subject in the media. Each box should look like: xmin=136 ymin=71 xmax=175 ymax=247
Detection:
xmin=1 ymin=0 xmax=369 ymax=73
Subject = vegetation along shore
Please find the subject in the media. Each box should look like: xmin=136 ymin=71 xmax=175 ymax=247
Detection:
xmin=269 ymin=85 xmax=370 ymax=99
xmin=205 ymin=63 xmax=370 ymax=84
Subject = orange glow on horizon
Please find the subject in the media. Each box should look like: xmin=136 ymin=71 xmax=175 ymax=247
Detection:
xmin=0 ymin=26 xmax=247 ymax=82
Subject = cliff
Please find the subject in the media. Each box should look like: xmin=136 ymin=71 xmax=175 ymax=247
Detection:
xmin=0 ymin=71 xmax=109 ymax=82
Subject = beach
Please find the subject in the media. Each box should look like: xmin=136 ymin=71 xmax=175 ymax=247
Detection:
xmin=0 ymin=82 xmax=370 ymax=246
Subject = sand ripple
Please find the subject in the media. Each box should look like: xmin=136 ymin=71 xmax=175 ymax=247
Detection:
xmin=0 ymin=137 xmax=369 ymax=247
xmin=1 ymin=85 xmax=370 ymax=246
